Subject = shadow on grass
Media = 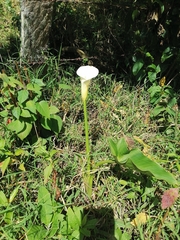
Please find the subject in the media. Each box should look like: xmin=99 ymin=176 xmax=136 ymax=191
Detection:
xmin=81 ymin=207 xmax=115 ymax=240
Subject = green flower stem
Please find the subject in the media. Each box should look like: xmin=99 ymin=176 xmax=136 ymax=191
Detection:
xmin=83 ymin=99 xmax=91 ymax=171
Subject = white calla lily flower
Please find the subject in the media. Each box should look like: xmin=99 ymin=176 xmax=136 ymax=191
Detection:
xmin=76 ymin=66 xmax=99 ymax=101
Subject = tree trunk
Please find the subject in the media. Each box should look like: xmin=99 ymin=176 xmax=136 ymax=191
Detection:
xmin=20 ymin=0 xmax=54 ymax=63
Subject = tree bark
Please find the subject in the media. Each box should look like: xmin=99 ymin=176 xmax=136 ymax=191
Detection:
xmin=20 ymin=0 xmax=54 ymax=62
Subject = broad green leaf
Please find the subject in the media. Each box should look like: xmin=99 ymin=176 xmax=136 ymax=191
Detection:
xmin=48 ymin=213 xmax=59 ymax=238
xmin=1 ymin=157 xmax=11 ymax=176
xmin=26 ymin=100 xmax=37 ymax=114
xmin=41 ymin=115 xmax=62 ymax=134
xmin=38 ymin=186 xmax=53 ymax=225
xmin=9 ymin=186 xmax=20 ymax=203
xmin=21 ymin=109 xmax=32 ymax=118
xmin=27 ymin=83 xmax=41 ymax=95
xmin=0 ymin=191 xmax=8 ymax=206
xmin=0 ymin=110 xmax=8 ymax=117
xmin=27 ymin=225 xmax=46 ymax=240
xmin=67 ymin=207 xmax=82 ymax=229
xmin=14 ymin=148 xmax=25 ymax=156
xmin=48 ymin=115 xmax=62 ymax=134
xmin=7 ymin=119 xmax=25 ymax=134
xmin=49 ymin=105 xmax=59 ymax=114
xmin=12 ymin=107 xmax=21 ymax=119
xmin=161 ymin=47 xmax=173 ymax=63
xmin=132 ymin=59 xmax=144 ymax=76
xmin=125 ymin=149 xmax=177 ymax=185
xmin=151 ymin=105 xmax=166 ymax=117
xmin=36 ymin=101 xmax=50 ymax=118
xmin=18 ymin=90 xmax=29 ymax=104
xmin=44 ymin=163 xmax=53 ymax=184
xmin=17 ymin=122 xmax=32 ymax=140
xmin=0 ymin=139 xmax=5 ymax=149
xmin=109 ymin=139 xmax=117 ymax=157
xmin=116 ymin=138 xmax=129 ymax=159
xmin=4 ymin=211 xmax=13 ymax=224
xmin=31 ymin=78 xmax=45 ymax=86
xmin=40 ymin=204 xmax=53 ymax=225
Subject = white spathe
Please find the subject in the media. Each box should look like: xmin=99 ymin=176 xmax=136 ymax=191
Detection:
xmin=76 ymin=66 xmax=99 ymax=101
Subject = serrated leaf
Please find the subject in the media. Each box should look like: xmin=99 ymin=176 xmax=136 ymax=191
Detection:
xmin=36 ymin=101 xmax=50 ymax=118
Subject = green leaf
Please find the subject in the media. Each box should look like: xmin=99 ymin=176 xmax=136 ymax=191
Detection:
xmin=109 ymin=139 xmax=117 ymax=157
xmin=31 ymin=78 xmax=45 ymax=86
xmin=59 ymin=83 xmax=72 ymax=90
xmin=17 ymin=122 xmax=32 ymax=140
xmin=21 ymin=109 xmax=32 ymax=118
xmin=49 ymin=105 xmax=59 ymax=114
xmin=41 ymin=115 xmax=62 ymax=134
xmin=0 ymin=110 xmax=8 ymax=117
xmin=27 ymin=225 xmax=46 ymax=240
xmin=44 ymin=163 xmax=53 ymax=185
xmin=152 ymin=105 xmax=166 ymax=117
xmin=9 ymin=186 xmax=20 ymax=203
xmin=0 ymin=139 xmax=5 ymax=149
xmin=26 ymin=100 xmax=37 ymax=114
xmin=38 ymin=186 xmax=53 ymax=225
xmin=116 ymin=138 xmax=129 ymax=159
xmin=125 ymin=149 xmax=177 ymax=185
xmin=161 ymin=47 xmax=173 ymax=63
xmin=36 ymin=101 xmax=50 ymax=118
xmin=7 ymin=119 xmax=25 ymax=134
xmin=4 ymin=211 xmax=13 ymax=224
xmin=1 ymin=157 xmax=11 ymax=176
xmin=48 ymin=213 xmax=59 ymax=238
xmin=67 ymin=207 xmax=82 ymax=229
xmin=27 ymin=83 xmax=42 ymax=95
xmin=48 ymin=115 xmax=62 ymax=134
xmin=0 ymin=191 xmax=8 ymax=206
xmin=132 ymin=9 xmax=139 ymax=21
xmin=12 ymin=107 xmax=21 ymax=119
xmin=132 ymin=59 xmax=144 ymax=76
xmin=17 ymin=90 xmax=29 ymax=104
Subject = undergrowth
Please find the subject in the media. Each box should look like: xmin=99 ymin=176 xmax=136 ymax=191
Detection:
xmin=0 ymin=58 xmax=179 ymax=240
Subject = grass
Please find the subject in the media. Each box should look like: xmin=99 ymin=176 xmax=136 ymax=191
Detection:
xmin=0 ymin=2 xmax=179 ymax=238
xmin=0 ymin=58 xmax=179 ymax=239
